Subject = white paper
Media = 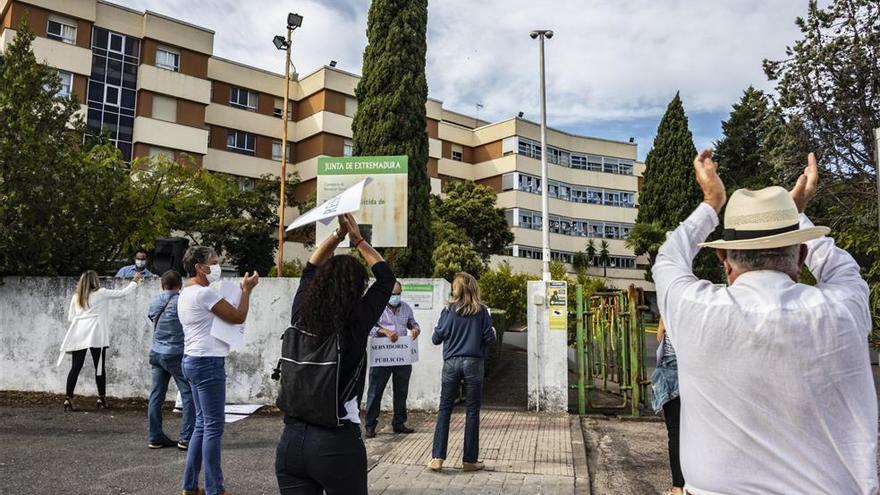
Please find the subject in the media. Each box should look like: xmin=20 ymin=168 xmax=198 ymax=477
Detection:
xmin=210 ymin=281 xmax=245 ymax=350
xmin=369 ymin=335 xmax=419 ymax=367
xmin=225 ymin=404 xmax=262 ymax=415
xmin=286 ymin=177 xmax=373 ymax=231
xmin=224 ymin=414 xmax=250 ymax=423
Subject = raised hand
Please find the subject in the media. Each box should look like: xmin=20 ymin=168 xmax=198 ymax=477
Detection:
xmin=342 ymin=213 xmax=363 ymax=242
xmin=790 ymin=153 xmax=819 ymax=214
xmin=133 ymin=271 xmax=142 ymax=283
xmin=241 ymin=271 xmax=260 ymax=292
xmin=693 ymin=149 xmax=726 ymax=214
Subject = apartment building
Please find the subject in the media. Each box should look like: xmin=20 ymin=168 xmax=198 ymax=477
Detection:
xmin=0 ymin=0 xmax=651 ymax=290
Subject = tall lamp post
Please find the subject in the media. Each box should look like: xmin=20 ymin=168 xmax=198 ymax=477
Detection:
xmin=272 ymin=13 xmax=303 ymax=277
xmin=530 ymin=29 xmax=553 ymax=282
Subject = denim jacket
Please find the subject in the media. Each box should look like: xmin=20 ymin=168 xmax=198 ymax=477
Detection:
xmin=147 ymin=291 xmax=184 ymax=355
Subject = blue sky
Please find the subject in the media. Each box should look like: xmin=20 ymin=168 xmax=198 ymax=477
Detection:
xmin=121 ymin=0 xmax=810 ymax=160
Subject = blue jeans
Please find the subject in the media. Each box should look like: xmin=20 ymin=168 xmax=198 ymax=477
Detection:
xmin=148 ymin=351 xmax=194 ymax=443
xmin=182 ymin=356 xmax=226 ymax=495
xmin=432 ymin=357 xmax=484 ymax=463
xmin=365 ymin=365 xmax=412 ymax=431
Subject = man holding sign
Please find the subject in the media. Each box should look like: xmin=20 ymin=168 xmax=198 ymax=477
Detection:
xmin=364 ymin=282 xmax=420 ymax=438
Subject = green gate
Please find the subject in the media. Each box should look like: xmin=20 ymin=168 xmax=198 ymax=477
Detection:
xmin=572 ymin=285 xmax=649 ymax=416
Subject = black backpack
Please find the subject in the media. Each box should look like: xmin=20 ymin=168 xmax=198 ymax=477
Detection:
xmin=272 ymin=322 xmax=365 ymax=428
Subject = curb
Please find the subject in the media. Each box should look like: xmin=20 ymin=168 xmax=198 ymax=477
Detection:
xmin=569 ymin=414 xmax=591 ymax=494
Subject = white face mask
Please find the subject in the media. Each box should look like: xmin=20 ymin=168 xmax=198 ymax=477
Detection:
xmin=205 ymin=264 xmax=221 ymax=283
xmin=135 ymin=259 xmax=146 ymax=269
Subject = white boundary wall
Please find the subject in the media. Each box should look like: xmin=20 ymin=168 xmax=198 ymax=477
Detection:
xmin=0 ymin=277 xmax=449 ymax=411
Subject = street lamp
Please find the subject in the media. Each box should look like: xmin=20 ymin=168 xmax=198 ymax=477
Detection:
xmin=273 ymin=13 xmax=302 ymax=277
xmin=530 ymin=29 xmax=553 ymax=282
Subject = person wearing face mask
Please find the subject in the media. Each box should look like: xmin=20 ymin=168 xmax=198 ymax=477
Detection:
xmin=115 ymin=247 xmax=156 ymax=279
xmin=177 ymin=246 xmax=259 ymax=495
xmin=364 ymin=281 xmax=420 ymax=438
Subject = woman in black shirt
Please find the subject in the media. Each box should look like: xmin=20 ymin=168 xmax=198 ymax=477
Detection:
xmin=276 ymin=213 xmax=395 ymax=495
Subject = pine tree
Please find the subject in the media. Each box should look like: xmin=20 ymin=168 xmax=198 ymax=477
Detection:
xmin=352 ymin=0 xmax=432 ymax=276
xmin=636 ymin=93 xmax=700 ymax=229
xmin=713 ymin=87 xmax=779 ymax=191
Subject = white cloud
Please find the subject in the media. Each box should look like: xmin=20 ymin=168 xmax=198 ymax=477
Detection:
xmin=122 ymin=0 xmax=805 ymax=131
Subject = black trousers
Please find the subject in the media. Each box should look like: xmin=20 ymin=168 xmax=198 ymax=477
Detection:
xmin=275 ymin=421 xmax=367 ymax=495
xmin=662 ymin=397 xmax=684 ymax=488
xmin=66 ymin=347 xmax=106 ymax=398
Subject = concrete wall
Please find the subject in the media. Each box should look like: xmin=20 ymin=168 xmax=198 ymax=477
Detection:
xmin=0 ymin=276 xmax=449 ymax=411
xmin=526 ymin=281 xmax=568 ymax=412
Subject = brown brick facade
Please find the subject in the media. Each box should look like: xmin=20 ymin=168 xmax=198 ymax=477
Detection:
xmin=5 ymin=2 xmax=91 ymax=48
xmin=472 ymin=140 xmax=502 ymax=163
xmin=177 ymin=99 xmax=206 ymax=128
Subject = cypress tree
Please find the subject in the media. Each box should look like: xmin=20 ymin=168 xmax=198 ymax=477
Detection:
xmin=636 ymin=93 xmax=700 ymax=229
xmin=636 ymin=93 xmax=722 ymax=282
xmin=713 ymin=87 xmax=779 ymax=191
xmin=352 ymin=0 xmax=432 ymax=276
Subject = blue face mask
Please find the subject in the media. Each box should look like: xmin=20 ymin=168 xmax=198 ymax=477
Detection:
xmin=388 ymin=295 xmax=401 ymax=306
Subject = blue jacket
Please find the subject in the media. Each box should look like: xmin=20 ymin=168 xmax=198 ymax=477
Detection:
xmin=147 ymin=291 xmax=183 ymax=355
xmin=432 ymin=305 xmax=496 ymax=360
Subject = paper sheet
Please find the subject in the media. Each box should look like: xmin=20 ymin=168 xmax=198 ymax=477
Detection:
xmin=286 ymin=177 xmax=373 ymax=231
xmin=224 ymin=404 xmax=262 ymax=423
xmin=210 ymin=281 xmax=245 ymax=350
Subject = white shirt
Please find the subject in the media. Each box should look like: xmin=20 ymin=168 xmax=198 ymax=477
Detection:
xmin=654 ymin=202 xmax=878 ymax=495
xmin=178 ymin=284 xmax=228 ymax=357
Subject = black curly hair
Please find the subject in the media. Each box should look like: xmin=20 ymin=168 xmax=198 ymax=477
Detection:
xmin=298 ymin=255 xmax=369 ymax=338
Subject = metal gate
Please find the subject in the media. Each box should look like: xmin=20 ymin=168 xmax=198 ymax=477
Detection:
xmin=572 ymin=285 xmax=649 ymax=416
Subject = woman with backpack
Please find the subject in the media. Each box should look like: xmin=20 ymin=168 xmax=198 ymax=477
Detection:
xmin=275 ymin=213 xmax=395 ymax=495
xmin=428 ymin=272 xmax=496 ymax=472
xmin=59 ymin=269 xmax=142 ymax=411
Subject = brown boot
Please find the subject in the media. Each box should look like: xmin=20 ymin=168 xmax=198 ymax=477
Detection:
xmin=181 ymin=489 xmax=204 ymax=495
xmin=463 ymin=461 xmax=485 ymax=472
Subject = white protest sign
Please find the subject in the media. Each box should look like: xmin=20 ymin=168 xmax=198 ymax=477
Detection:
xmin=286 ymin=177 xmax=373 ymax=231
xmin=369 ymin=335 xmax=419 ymax=367
xmin=210 ymin=280 xmax=245 ymax=350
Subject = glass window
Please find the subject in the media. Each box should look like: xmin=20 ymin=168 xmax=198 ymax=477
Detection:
xmin=604 ymin=190 xmax=621 ymax=207
xmin=273 ymin=98 xmax=293 ymax=119
xmin=152 ymin=95 xmax=177 ymax=122
xmin=56 ymin=71 xmax=73 ymax=98
xmin=156 ymin=47 xmax=180 ymax=71
xmin=620 ymin=192 xmax=635 ymax=207
xmin=104 ymin=85 xmax=121 ymax=106
xmin=237 ymin=177 xmax=255 ymax=192
xmin=343 ymin=140 xmax=353 ymax=157
xmin=229 ymin=87 xmax=257 ymax=111
xmin=587 ymin=189 xmax=602 ymax=204
xmin=589 ymin=223 xmax=603 ymax=237
xmin=603 ymin=158 xmax=619 ymax=174
xmin=272 ymin=140 xmax=292 ymax=161
xmin=451 ymin=144 xmax=463 ymax=162
xmin=47 ymin=18 xmax=77 ymax=45
xmin=587 ymin=155 xmax=602 ymax=172
xmin=226 ymin=130 xmax=256 ymax=155
xmin=619 ymin=161 xmax=634 ymax=175
xmin=344 ymin=97 xmax=358 ymax=117
xmin=109 ymin=32 xmax=124 ymax=53
xmin=571 ymin=154 xmax=587 ymax=169
xmin=107 ymin=59 xmax=122 ymax=86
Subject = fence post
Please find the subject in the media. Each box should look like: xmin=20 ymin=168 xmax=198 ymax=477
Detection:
xmin=576 ymin=284 xmax=585 ymax=415
xmin=628 ymin=285 xmax=640 ymax=416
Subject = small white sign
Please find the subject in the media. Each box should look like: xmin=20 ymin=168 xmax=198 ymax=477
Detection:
xmin=210 ymin=281 xmax=245 ymax=350
xmin=369 ymin=335 xmax=419 ymax=367
xmin=287 ymin=177 xmax=373 ymax=231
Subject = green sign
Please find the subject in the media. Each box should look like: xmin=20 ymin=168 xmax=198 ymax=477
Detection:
xmin=401 ymin=283 xmax=434 ymax=309
xmin=318 ymin=156 xmax=408 ymax=176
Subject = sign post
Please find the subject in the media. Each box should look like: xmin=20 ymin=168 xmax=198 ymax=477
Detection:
xmin=316 ymin=156 xmax=408 ymax=247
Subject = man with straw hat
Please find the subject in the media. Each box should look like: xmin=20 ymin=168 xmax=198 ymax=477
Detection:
xmin=653 ymin=149 xmax=877 ymax=494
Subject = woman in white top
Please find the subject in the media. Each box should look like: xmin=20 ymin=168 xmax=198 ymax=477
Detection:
xmin=178 ymin=246 xmax=258 ymax=495
xmin=59 ymin=269 xmax=142 ymax=411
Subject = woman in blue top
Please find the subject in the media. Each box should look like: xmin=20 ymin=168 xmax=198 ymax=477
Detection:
xmin=429 ymin=272 xmax=496 ymax=473
xmin=651 ymin=318 xmax=683 ymax=495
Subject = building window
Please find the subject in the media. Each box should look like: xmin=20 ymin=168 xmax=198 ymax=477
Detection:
xmin=273 ymin=98 xmax=293 ymax=119
xmin=344 ymin=97 xmax=358 ymax=117
xmin=148 ymin=146 xmax=175 ymax=160
xmin=86 ymin=27 xmax=139 ymax=161
xmin=451 ymin=144 xmax=463 ymax=162
xmin=619 ymin=161 xmax=634 ymax=175
xmin=237 ymin=177 xmax=256 ymax=192
xmin=56 ymin=70 xmax=73 ymax=98
xmin=343 ymin=140 xmax=353 ymax=157
xmin=156 ymin=46 xmax=180 ymax=71
xmin=571 ymin=154 xmax=587 ymax=169
xmin=272 ymin=140 xmax=292 ymax=161
xmin=226 ymin=130 xmax=256 ymax=155
xmin=151 ymin=95 xmax=177 ymax=122
xmin=229 ymin=86 xmax=257 ymax=111
xmin=47 ymin=17 xmax=77 ymax=45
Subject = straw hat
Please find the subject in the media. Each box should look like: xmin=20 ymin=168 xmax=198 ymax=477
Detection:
xmin=699 ymin=186 xmax=829 ymax=250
